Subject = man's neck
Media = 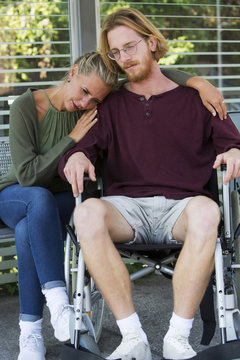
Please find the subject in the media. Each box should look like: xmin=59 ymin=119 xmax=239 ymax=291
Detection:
xmin=125 ymin=64 xmax=178 ymax=100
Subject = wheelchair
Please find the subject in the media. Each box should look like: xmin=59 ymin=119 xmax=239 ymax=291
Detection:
xmin=64 ymin=177 xmax=106 ymax=358
xmin=63 ymin=111 xmax=240 ymax=359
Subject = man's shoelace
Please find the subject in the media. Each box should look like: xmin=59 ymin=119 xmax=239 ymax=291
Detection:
xmin=110 ymin=335 xmax=145 ymax=357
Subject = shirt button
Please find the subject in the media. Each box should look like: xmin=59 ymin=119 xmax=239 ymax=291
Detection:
xmin=139 ymin=96 xmax=145 ymax=101
xmin=146 ymin=112 xmax=150 ymax=116
xmin=146 ymin=103 xmax=150 ymax=107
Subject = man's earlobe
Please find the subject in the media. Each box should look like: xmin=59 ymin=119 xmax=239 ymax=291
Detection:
xmin=148 ymin=36 xmax=158 ymax=51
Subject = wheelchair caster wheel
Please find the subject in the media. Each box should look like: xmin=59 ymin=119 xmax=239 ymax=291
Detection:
xmin=79 ymin=333 xmax=101 ymax=356
xmin=233 ymin=310 xmax=240 ymax=339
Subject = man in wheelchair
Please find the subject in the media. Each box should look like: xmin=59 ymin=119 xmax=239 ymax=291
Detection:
xmin=58 ymin=8 xmax=240 ymax=360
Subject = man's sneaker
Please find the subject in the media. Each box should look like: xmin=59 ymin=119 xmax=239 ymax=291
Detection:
xmin=50 ymin=304 xmax=73 ymax=342
xmin=18 ymin=333 xmax=46 ymax=360
xmin=106 ymin=328 xmax=152 ymax=360
xmin=163 ymin=329 xmax=196 ymax=360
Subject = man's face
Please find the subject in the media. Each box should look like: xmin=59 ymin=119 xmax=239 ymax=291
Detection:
xmin=107 ymin=26 xmax=155 ymax=82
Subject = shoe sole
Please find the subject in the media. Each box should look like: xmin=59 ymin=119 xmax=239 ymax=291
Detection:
xmin=162 ymin=357 xmax=196 ymax=360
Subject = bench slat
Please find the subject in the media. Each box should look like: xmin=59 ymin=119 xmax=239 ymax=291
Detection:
xmin=0 ymin=246 xmax=17 ymax=256
xmin=0 ymin=273 xmax=18 ymax=285
xmin=0 ymin=259 xmax=18 ymax=270
xmin=0 ymin=228 xmax=15 ymax=240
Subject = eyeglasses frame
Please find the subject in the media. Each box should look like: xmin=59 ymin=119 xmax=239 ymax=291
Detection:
xmin=107 ymin=37 xmax=146 ymax=61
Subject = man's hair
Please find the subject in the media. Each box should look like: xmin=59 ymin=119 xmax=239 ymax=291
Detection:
xmin=64 ymin=51 xmax=118 ymax=88
xmin=99 ymin=7 xmax=169 ymax=74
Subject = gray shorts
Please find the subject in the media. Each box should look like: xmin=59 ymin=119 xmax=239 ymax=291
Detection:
xmin=101 ymin=195 xmax=192 ymax=245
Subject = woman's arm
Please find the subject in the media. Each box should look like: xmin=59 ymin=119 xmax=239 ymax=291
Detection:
xmin=10 ymin=112 xmax=75 ymax=188
xmin=186 ymin=76 xmax=226 ymax=120
xmin=9 ymin=93 xmax=76 ymax=187
xmin=162 ymin=68 xmax=226 ymax=120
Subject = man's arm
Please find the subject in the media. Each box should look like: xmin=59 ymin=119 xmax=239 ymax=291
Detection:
xmin=60 ymin=152 xmax=96 ymax=197
xmin=213 ymin=148 xmax=240 ymax=184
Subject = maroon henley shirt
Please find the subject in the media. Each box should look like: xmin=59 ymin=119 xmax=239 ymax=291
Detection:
xmin=58 ymin=85 xmax=240 ymax=200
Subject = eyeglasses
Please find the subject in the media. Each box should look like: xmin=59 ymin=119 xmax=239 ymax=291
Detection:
xmin=107 ymin=38 xmax=145 ymax=61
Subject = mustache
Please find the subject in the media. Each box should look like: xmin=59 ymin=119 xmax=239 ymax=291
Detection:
xmin=122 ymin=61 xmax=139 ymax=70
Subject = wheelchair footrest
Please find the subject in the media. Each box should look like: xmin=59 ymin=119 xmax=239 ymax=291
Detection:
xmin=61 ymin=343 xmax=107 ymax=360
xmin=193 ymin=340 xmax=240 ymax=360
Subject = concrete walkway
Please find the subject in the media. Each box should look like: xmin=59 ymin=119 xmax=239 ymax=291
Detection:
xmin=0 ymin=274 xmax=220 ymax=360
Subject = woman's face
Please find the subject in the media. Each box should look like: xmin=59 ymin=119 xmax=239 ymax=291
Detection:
xmin=64 ymin=67 xmax=112 ymax=111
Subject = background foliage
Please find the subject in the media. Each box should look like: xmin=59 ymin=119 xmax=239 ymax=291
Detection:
xmin=0 ymin=0 xmax=239 ymax=101
xmin=1 ymin=0 xmax=239 ymax=84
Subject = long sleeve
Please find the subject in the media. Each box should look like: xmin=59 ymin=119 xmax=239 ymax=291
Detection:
xmin=9 ymin=90 xmax=76 ymax=187
xmin=162 ymin=68 xmax=196 ymax=86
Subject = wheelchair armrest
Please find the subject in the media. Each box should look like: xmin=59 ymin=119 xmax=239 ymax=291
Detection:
xmin=76 ymin=175 xmax=103 ymax=205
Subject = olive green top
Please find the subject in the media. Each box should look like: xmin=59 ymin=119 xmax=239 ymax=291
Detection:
xmin=0 ymin=88 xmax=81 ymax=193
xmin=0 ymin=69 xmax=193 ymax=193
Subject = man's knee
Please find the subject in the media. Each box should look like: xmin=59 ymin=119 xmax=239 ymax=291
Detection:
xmin=73 ymin=198 xmax=108 ymax=240
xmin=186 ymin=196 xmax=220 ymax=239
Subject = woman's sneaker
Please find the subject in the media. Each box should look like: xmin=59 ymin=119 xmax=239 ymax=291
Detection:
xmin=163 ymin=328 xmax=196 ymax=360
xmin=18 ymin=333 xmax=46 ymax=360
xmin=50 ymin=304 xmax=74 ymax=342
xmin=106 ymin=328 xmax=152 ymax=360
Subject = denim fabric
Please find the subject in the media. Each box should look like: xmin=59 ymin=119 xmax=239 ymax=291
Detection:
xmin=0 ymin=185 xmax=75 ymax=320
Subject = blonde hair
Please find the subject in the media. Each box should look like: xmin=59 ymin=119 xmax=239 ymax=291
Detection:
xmin=100 ymin=7 xmax=168 ymax=74
xmin=63 ymin=51 xmax=118 ymax=88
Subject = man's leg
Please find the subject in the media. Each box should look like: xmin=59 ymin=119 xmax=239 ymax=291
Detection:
xmin=74 ymin=198 xmax=152 ymax=360
xmin=163 ymin=196 xmax=220 ymax=360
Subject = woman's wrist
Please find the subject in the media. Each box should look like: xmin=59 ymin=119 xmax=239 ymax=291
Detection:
xmin=186 ymin=76 xmax=210 ymax=92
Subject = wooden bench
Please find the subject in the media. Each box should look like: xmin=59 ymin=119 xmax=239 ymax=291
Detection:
xmin=0 ymin=133 xmax=18 ymax=285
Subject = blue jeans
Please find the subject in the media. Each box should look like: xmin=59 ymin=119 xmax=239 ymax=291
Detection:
xmin=0 ymin=184 xmax=75 ymax=321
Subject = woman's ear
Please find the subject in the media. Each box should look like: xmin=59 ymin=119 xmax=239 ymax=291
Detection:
xmin=147 ymin=35 xmax=158 ymax=52
xmin=69 ymin=64 xmax=79 ymax=79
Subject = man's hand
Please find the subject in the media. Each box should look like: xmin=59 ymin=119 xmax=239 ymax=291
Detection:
xmin=186 ymin=77 xmax=227 ymax=120
xmin=213 ymin=148 xmax=240 ymax=184
xmin=63 ymin=152 xmax=96 ymax=197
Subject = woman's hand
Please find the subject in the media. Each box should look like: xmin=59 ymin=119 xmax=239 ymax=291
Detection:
xmin=186 ymin=77 xmax=227 ymax=120
xmin=69 ymin=107 xmax=98 ymax=142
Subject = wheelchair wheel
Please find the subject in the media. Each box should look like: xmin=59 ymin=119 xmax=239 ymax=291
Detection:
xmin=231 ymin=190 xmax=240 ymax=308
xmin=89 ymin=280 xmax=105 ymax=342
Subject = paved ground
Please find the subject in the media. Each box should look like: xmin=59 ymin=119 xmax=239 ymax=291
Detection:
xmin=0 ymin=273 xmax=221 ymax=360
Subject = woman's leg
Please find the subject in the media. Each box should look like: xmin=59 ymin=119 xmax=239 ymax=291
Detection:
xmin=15 ymin=217 xmax=44 ymax=319
xmin=42 ymin=189 xmax=76 ymax=342
xmin=0 ymin=185 xmax=74 ymax=288
xmin=0 ymin=186 xmax=75 ymax=344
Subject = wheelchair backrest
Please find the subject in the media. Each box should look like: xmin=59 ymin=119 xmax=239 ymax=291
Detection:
xmin=229 ymin=111 xmax=240 ymax=132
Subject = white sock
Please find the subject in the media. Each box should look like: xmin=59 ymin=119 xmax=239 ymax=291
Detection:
xmin=166 ymin=312 xmax=194 ymax=337
xmin=42 ymin=286 xmax=69 ymax=315
xmin=116 ymin=312 xmax=148 ymax=345
xmin=19 ymin=319 xmax=42 ymax=336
